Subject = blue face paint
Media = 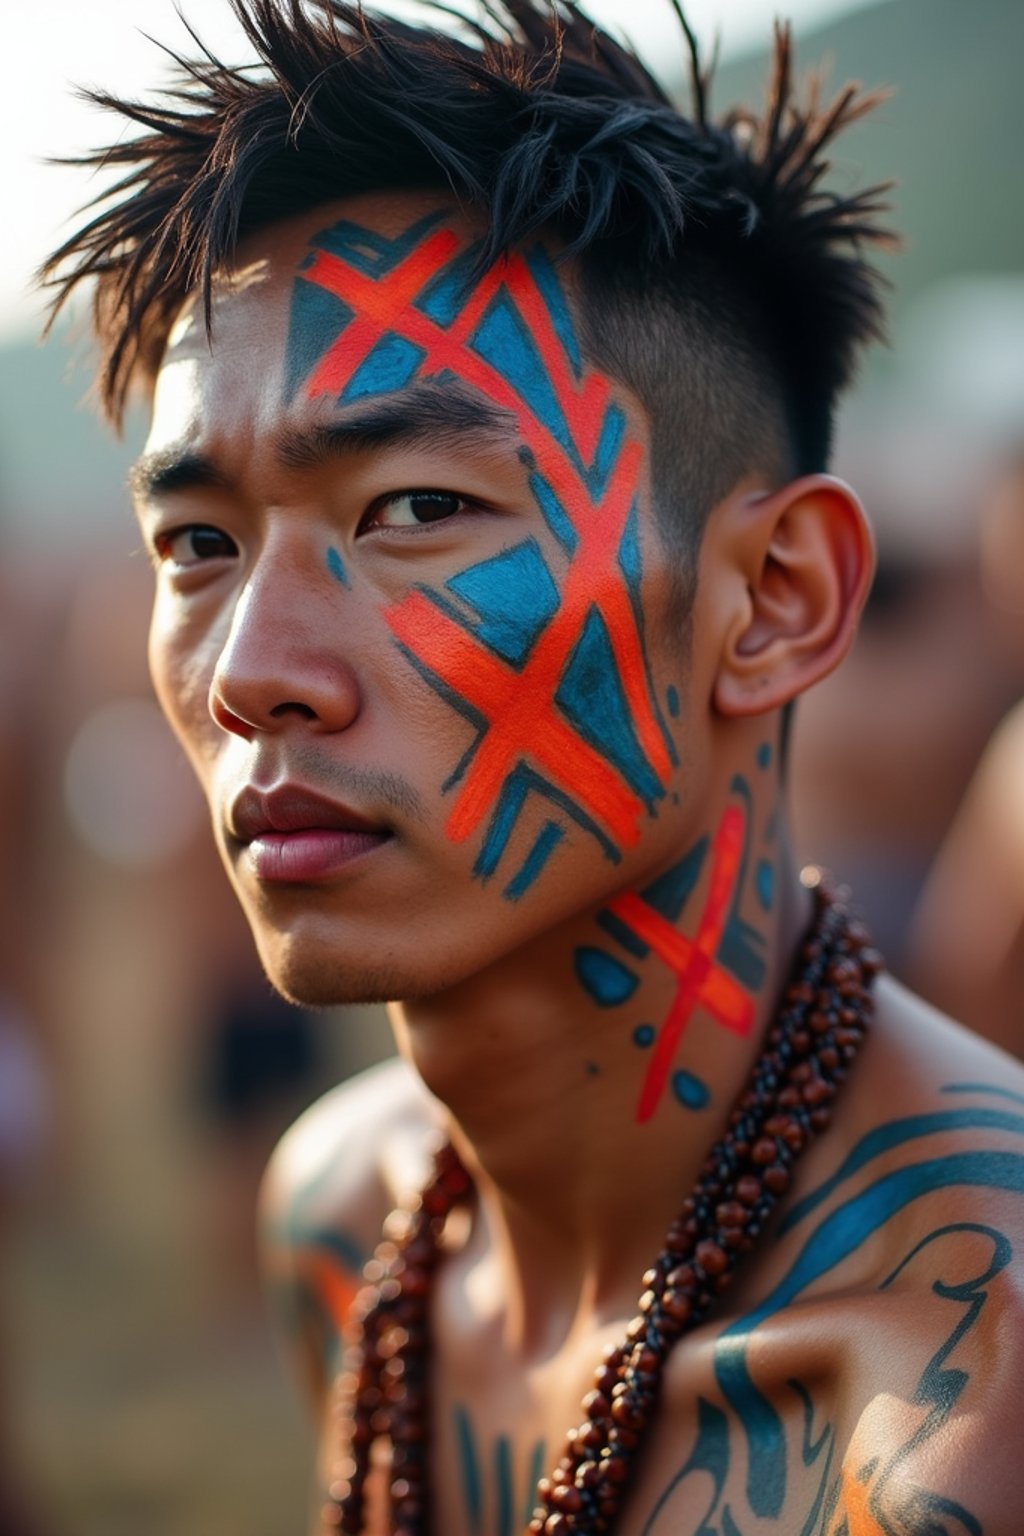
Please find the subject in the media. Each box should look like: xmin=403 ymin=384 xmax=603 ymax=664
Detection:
xmin=288 ymin=214 xmax=673 ymax=901
xmin=666 ymin=684 xmax=681 ymax=719
xmin=717 ymin=774 xmax=768 ymax=992
xmin=523 ymin=245 xmax=583 ymax=374
xmin=326 ymin=546 xmax=350 ymax=588
xmin=757 ymin=741 xmax=772 ymax=770
xmin=416 ymin=240 xmax=485 ymax=326
xmin=756 ymin=858 xmax=775 ymax=912
xmin=640 ymin=837 xmax=708 ymax=925
xmin=633 ymin=1023 xmax=656 ymax=1048
xmin=574 ymin=947 xmax=639 ymax=1007
xmin=555 ymin=606 xmax=666 ymax=812
xmin=340 ymin=332 xmax=425 ymax=403
xmin=312 ymin=209 xmax=446 ymax=276
xmin=471 ymin=291 xmax=575 ymax=462
xmin=284 ymin=276 xmax=354 ymax=403
xmin=525 ymin=467 xmax=579 ymax=555
xmin=672 ymin=1068 xmax=710 ymax=1110
xmin=502 ymin=819 xmax=564 ymax=902
xmin=474 ymin=762 xmax=621 ymax=882
xmin=584 ymin=403 xmax=627 ymax=499
xmin=446 ymin=539 xmax=560 ymax=669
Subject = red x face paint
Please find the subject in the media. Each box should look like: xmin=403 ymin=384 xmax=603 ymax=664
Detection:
xmin=284 ymin=210 xmax=678 ymax=900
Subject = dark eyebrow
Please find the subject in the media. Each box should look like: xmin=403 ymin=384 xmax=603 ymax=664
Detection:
xmin=129 ymin=383 xmax=518 ymax=501
xmin=276 ymin=383 xmax=518 ymax=471
xmin=128 ymin=448 xmax=231 ymax=502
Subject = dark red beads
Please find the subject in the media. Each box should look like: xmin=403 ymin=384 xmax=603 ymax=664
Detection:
xmin=324 ymin=876 xmax=876 ymax=1536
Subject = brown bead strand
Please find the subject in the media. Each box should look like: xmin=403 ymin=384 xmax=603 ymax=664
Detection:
xmin=325 ymin=1145 xmax=472 ymax=1534
xmin=325 ymin=874 xmax=880 ymax=1536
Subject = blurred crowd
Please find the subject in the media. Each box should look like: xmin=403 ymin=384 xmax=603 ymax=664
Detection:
xmin=0 ymin=270 xmax=1022 ymax=1532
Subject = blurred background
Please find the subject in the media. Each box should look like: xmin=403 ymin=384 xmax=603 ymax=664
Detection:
xmin=1 ymin=0 xmax=1022 ymax=1531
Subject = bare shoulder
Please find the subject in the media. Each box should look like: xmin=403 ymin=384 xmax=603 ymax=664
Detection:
xmin=737 ymin=977 xmax=1024 ymax=1531
xmin=609 ymin=982 xmax=1024 ymax=1535
xmin=261 ymin=1054 xmax=440 ymax=1239
xmin=258 ymin=1056 xmax=441 ymax=1412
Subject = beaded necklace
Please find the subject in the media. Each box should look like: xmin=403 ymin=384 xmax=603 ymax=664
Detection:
xmin=325 ymin=874 xmax=880 ymax=1535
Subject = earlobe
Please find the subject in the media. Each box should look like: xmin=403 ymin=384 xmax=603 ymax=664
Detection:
xmin=713 ymin=475 xmax=875 ymax=718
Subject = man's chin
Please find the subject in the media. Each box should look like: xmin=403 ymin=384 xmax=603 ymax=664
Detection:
xmin=261 ymin=957 xmax=402 ymax=1009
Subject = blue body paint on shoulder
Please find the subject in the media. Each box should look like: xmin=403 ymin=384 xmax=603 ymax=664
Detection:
xmin=633 ymin=1023 xmax=655 ymax=1047
xmin=716 ymin=1148 xmax=1024 ymax=1518
xmin=781 ymin=1104 xmax=1024 ymax=1234
xmin=454 ymin=1406 xmax=483 ymax=1536
xmin=943 ymin=1081 xmax=1024 ymax=1107
xmin=666 ymin=685 xmax=680 ymax=719
xmin=638 ymin=1397 xmax=731 ymax=1536
xmin=495 ymin=1437 xmax=514 ymax=1536
xmin=524 ymin=1440 xmax=546 ymax=1528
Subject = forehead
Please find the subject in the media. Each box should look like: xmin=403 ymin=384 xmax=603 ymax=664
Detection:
xmin=150 ymin=189 xmax=641 ymax=463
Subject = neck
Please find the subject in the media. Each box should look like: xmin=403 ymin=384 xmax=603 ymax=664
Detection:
xmin=391 ymin=743 xmax=808 ymax=1348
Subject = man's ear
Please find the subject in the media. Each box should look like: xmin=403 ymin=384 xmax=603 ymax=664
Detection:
xmin=713 ymin=475 xmax=874 ymax=717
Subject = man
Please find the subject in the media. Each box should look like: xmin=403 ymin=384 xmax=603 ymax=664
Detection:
xmin=45 ymin=3 xmax=1024 ymax=1531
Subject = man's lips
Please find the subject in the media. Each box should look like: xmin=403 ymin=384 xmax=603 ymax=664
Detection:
xmin=227 ymin=785 xmax=392 ymax=882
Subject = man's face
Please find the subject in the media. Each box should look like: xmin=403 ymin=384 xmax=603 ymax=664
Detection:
xmin=134 ymin=192 xmax=700 ymax=1004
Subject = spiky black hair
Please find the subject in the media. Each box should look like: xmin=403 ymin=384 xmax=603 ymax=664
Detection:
xmin=42 ymin=0 xmax=893 ymax=541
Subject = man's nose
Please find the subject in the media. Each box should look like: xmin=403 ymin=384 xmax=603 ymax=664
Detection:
xmin=208 ymin=555 xmax=361 ymax=740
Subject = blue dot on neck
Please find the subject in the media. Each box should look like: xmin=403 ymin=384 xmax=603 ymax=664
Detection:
xmin=672 ymin=1069 xmax=710 ymax=1110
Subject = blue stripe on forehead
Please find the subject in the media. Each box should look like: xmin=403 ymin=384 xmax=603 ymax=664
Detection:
xmin=284 ymin=273 xmax=354 ymax=403
xmin=308 ymin=209 xmax=447 ymax=275
xmin=523 ymin=245 xmax=583 ymax=376
xmin=415 ymin=241 xmax=486 ymax=326
xmin=470 ymin=291 xmax=581 ymax=472
xmin=340 ymin=333 xmax=426 ymax=403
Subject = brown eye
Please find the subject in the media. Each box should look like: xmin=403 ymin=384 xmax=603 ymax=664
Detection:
xmin=369 ymin=490 xmax=465 ymax=528
xmin=154 ymin=525 xmax=238 ymax=566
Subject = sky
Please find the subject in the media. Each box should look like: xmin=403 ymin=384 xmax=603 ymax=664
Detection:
xmin=6 ymin=0 xmax=880 ymax=346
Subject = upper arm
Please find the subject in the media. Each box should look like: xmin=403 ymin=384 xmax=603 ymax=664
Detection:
xmin=907 ymin=704 xmax=1024 ymax=1051
xmin=257 ymin=1055 xmax=431 ymax=1419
